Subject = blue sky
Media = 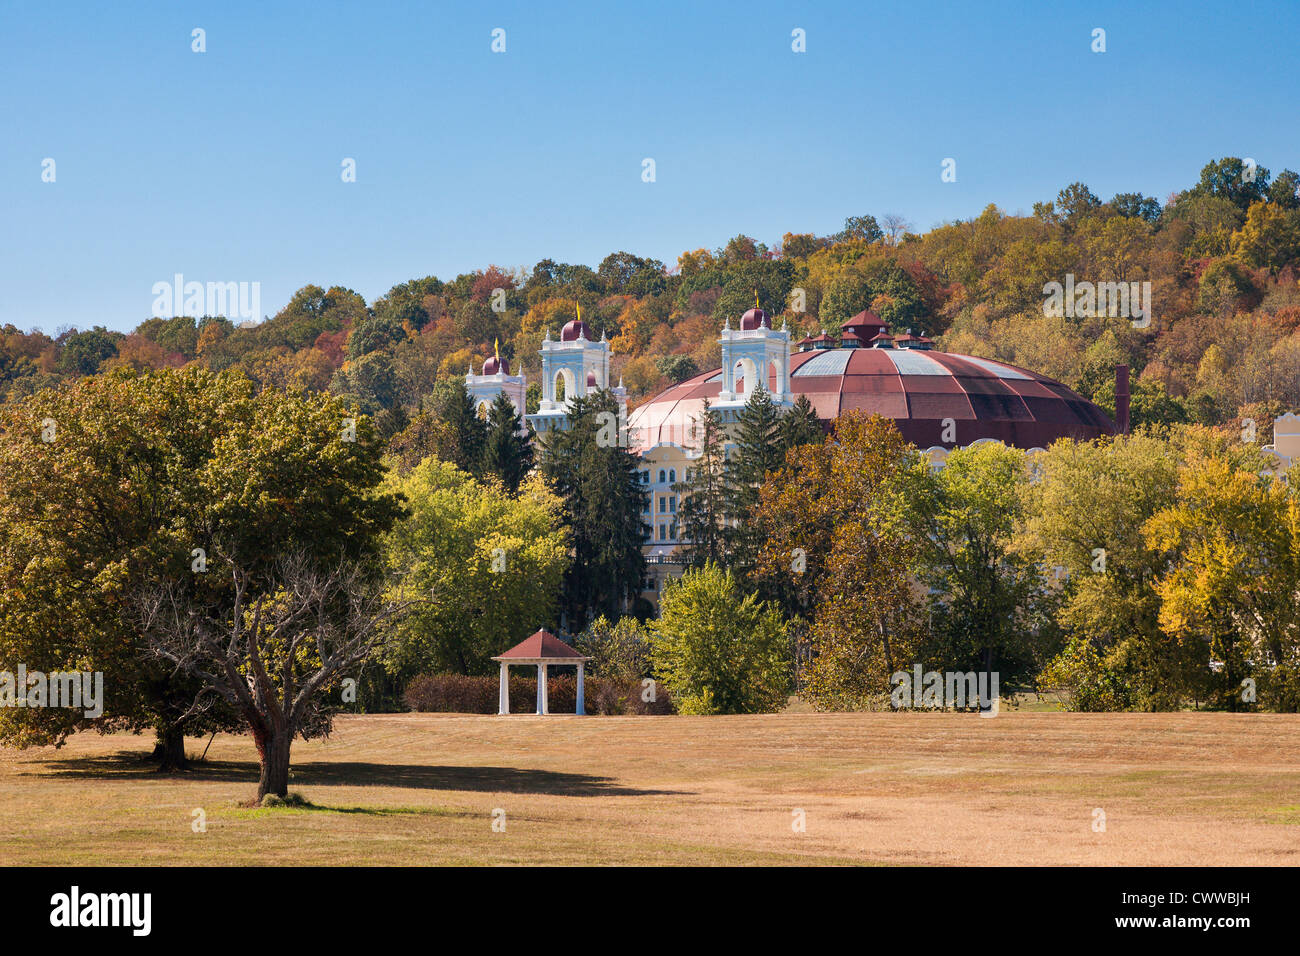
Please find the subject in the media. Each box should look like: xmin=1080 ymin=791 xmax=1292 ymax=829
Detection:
xmin=3 ymin=0 xmax=1298 ymax=333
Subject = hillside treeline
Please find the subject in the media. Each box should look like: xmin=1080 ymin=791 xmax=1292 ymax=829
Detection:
xmin=3 ymin=157 xmax=1299 ymax=443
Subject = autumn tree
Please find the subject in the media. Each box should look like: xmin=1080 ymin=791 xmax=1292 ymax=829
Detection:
xmin=754 ymin=412 xmax=933 ymax=708
xmin=1143 ymin=443 xmax=1300 ymax=710
xmin=1024 ymin=432 xmax=1190 ymax=710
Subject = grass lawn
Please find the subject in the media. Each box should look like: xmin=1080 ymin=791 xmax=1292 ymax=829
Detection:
xmin=2 ymin=709 xmax=1297 ymax=865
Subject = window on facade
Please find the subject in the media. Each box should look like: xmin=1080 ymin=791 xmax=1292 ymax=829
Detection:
xmin=669 ymin=496 xmax=676 ymax=513
xmin=658 ymin=469 xmax=666 ymax=483
xmin=669 ymin=469 xmax=676 ymax=483
xmin=658 ymin=524 xmax=666 ymax=541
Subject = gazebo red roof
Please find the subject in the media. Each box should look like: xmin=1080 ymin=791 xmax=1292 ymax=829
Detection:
xmin=493 ymin=629 xmax=586 ymax=661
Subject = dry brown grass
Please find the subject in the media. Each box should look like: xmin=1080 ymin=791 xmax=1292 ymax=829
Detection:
xmin=2 ymin=709 xmax=1298 ymax=865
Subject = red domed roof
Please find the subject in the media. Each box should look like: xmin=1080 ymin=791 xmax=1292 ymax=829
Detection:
xmin=482 ymin=354 xmax=508 ymax=375
xmin=739 ymin=307 xmax=770 ymax=331
xmin=561 ymin=319 xmax=591 ymax=342
xmin=627 ymin=348 xmax=1115 ymax=451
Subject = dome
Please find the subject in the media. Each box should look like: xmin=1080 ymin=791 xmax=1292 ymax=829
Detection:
xmin=561 ymin=319 xmax=591 ymax=342
xmin=627 ymin=347 xmax=1115 ymax=451
xmin=482 ymin=354 xmax=508 ymax=375
xmin=739 ymin=307 xmax=770 ymax=331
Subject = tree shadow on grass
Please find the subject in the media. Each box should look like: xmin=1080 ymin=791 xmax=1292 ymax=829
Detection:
xmin=27 ymin=753 xmax=687 ymax=797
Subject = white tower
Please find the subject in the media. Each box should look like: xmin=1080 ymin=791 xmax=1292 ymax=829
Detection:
xmin=466 ymin=342 xmax=527 ymax=431
xmin=715 ymin=306 xmax=793 ymax=413
xmin=528 ymin=315 xmax=626 ymax=436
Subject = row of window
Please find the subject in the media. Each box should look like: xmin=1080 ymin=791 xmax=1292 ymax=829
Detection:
xmin=640 ymin=468 xmax=679 ymax=485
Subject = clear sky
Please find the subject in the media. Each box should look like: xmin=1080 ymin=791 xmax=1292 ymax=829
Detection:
xmin=3 ymin=0 xmax=1298 ymax=333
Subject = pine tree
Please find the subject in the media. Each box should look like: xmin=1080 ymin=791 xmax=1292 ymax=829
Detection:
xmin=780 ymin=394 xmax=824 ymax=453
xmin=540 ymin=390 xmax=648 ymax=628
xmin=432 ymin=379 xmax=488 ymax=476
xmin=726 ymin=385 xmax=787 ymax=573
xmin=480 ymin=392 xmax=534 ymax=493
xmin=673 ymin=399 xmax=729 ymax=567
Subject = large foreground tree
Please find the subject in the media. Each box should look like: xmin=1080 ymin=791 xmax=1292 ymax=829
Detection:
xmin=0 ymin=367 xmax=403 ymax=771
xmin=137 ymin=552 xmax=406 ymax=799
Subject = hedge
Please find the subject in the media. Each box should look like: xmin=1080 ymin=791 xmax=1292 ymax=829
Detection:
xmin=404 ymin=673 xmax=674 ymax=715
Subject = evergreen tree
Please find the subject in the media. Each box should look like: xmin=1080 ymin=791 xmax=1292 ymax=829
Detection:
xmin=780 ymin=394 xmax=824 ymax=454
xmin=431 ymin=379 xmax=488 ymax=475
xmin=673 ymin=399 xmax=729 ymax=567
xmin=726 ymin=385 xmax=787 ymax=572
xmin=480 ymin=391 xmax=534 ymax=493
xmin=540 ymin=390 xmax=648 ymax=629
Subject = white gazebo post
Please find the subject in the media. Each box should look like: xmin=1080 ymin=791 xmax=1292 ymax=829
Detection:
xmin=536 ymin=663 xmax=548 ymax=715
xmin=498 ymin=662 xmax=510 ymax=715
xmin=576 ymin=662 xmax=585 ymax=716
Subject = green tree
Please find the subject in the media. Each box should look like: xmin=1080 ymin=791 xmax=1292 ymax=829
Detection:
xmin=575 ymin=614 xmax=652 ymax=680
xmin=649 ymin=563 xmax=789 ymax=715
xmin=56 ymin=326 xmax=123 ymax=376
xmin=673 ymin=399 xmax=729 ymax=567
xmin=381 ymin=460 xmax=569 ymax=676
xmin=926 ymin=442 xmax=1054 ymax=694
xmin=834 ymin=214 xmax=884 ymax=244
xmin=1023 ymin=432 xmax=1190 ymax=710
xmin=0 ymin=367 xmax=403 ymax=769
xmin=430 ymin=378 xmax=489 ymax=475
xmin=779 ymin=394 xmax=823 ymax=452
xmin=1191 ymin=157 xmax=1272 ymax=211
xmin=539 ymin=390 xmax=648 ymax=628
xmin=480 ymin=392 xmax=534 ymax=493
xmin=1055 ymin=182 xmax=1102 ymax=227
xmin=726 ymin=385 xmax=785 ymax=574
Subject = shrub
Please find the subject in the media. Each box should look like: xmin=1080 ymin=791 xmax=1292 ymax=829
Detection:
xmin=403 ymin=673 xmax=673 ymax=715
xmin=649 ymin=563 xmax=790 ymax=715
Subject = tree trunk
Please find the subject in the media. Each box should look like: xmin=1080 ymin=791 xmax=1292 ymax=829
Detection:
xmin=982 ymin=645 xmax=995 ymax=712
xmin=152 ymin=726 xmax=188 ymax=772
xmin=256 ymin=725 xmax=292 ymax=800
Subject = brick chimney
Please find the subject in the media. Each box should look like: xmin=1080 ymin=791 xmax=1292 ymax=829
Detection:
xmin=1115 ymin=364 xmax=1130 ymax=435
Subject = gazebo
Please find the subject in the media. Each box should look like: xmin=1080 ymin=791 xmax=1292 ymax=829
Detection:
xmin=491 ymin=629 xmax=590 ymax=716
